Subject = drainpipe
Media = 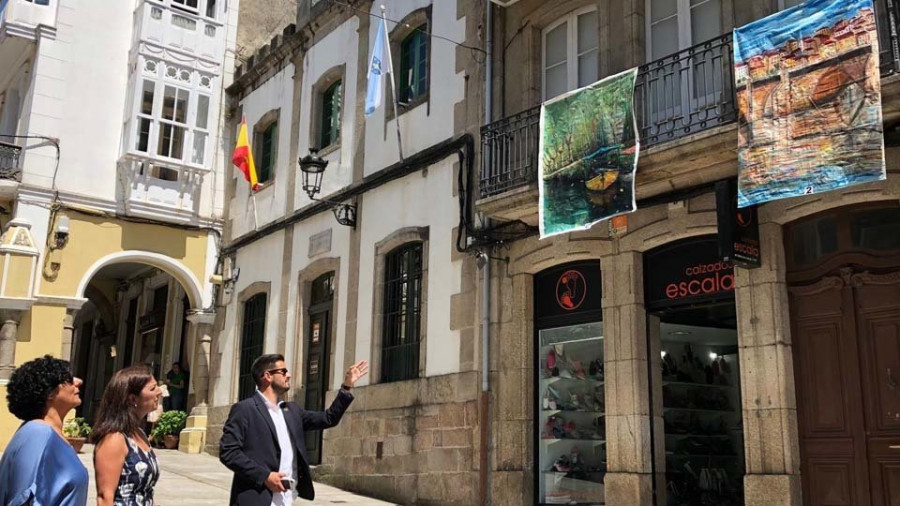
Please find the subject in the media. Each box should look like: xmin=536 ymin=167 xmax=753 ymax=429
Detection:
xmin=480 ymin=4 xmax=494 ymax=505
xmin=478 ymin=250 xmax=491 ymax=506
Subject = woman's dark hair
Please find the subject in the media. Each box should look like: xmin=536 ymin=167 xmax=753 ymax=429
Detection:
xmin=6 ymin=355 xmax=73 ymax=421
xmin=90 ymin=365 xmax=154 ymax=443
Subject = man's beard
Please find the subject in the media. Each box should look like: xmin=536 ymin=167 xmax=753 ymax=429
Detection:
xmin=273 ymin=382 xmax=289 ymax=395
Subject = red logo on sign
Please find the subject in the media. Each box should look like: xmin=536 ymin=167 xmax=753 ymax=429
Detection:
xmin=556 ymin=270 xmax=587 ymax=310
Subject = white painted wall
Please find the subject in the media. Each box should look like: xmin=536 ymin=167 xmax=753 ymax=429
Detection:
xmin=292 ymin=16 xmax=359 ymax=211
xmin=230 ymin=63 xmax=295 ymax=238
xmin=212 ymin=229 xmax=284 ymax=406
xmin=219 ymin=0 xmax=469 ymax=400
xmin=363 ymin=0 xmax=467 ymax=176
xmin=355 ymin=156 xmax=462 ymax=384
xmin=286 ymin=212 xmax=353 ymax=391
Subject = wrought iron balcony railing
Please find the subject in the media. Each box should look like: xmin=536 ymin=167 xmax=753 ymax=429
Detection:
xmin=0 ymin=142 xmax=22 ymax=182
xmin=480 ymin=0 xmax=900 ymax=199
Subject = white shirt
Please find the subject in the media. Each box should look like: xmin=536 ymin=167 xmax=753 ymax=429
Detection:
xmin=257 ymin=391 xmax=298 ymax=506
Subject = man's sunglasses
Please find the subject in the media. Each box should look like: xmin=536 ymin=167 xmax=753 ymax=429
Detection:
xmin=267 ymin=368 xmax=289 ymax=376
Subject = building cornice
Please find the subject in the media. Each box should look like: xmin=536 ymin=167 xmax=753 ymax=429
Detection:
xmin=17 ymin=185 xmax=224 ymax=230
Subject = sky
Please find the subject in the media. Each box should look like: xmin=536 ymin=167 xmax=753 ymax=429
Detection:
xmin=734 ymin=0 xmax=875 ymax=64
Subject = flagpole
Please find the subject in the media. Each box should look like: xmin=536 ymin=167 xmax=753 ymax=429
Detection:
xmin=381 ymin=5 xmax=404 ymax=161
xmin=250 ymin=192 xmax=259 ymax=230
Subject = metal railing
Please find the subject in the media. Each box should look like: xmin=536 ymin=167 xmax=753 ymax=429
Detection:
xmin=479 ymin=0 xmax=900 ymax=200
xmin=634 ymin=33 xmax=736 ymax=147
xmin=480 ymin=105 xmax=541 ymax=199
xmin=0 ymin=142 xmax=22 ymax=182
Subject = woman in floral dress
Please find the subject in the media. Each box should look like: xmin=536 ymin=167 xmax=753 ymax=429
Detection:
xmin=91 ymin=365 xmax=163 ymax=506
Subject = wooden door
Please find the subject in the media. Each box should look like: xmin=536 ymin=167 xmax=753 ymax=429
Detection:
xmin=791 ymin=268 xmax=900 ymax=505
xmin=304 ymin=308 xmax=330 ymax=465
xmin=790 ymin=273 xmax=870 ymax=506
xmin=852 ymin=271 xmax=900 ymax=506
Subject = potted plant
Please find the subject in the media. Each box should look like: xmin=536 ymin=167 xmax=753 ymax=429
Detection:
xmin=151 ymin=410 xmax=187 ymax=450
xmin=63 ymin=417 xmax=91 ymax=453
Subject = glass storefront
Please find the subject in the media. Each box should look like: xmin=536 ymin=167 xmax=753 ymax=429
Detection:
xmin=538 ymin=322 xmax=606 ymax=505
xmin=645 ymin=237 xmax=745 ymax=506
xmin=534 ymin=262 xmax=605 ymax=505
xmin=655 ymin=311 xmax=744 ymax=506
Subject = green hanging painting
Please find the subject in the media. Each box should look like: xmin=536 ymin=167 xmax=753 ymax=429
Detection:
xmin=538 ymin=68 xmax=639 ymax=238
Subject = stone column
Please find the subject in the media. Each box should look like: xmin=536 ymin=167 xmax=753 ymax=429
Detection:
xmin=601 ymin=252 xmax=654 ymax=505
xmin=60 ymin=309 xmax=78 ymax=362
xmin=180 ymin=310 xmax=215 ymax=454
xmin=734 ymin=222 xmax=802 ymax=506
xmin=0 ymin=310 xmax=21 ymax=381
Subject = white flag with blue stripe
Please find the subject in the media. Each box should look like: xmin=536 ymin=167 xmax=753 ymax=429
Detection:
xmin=365 ymin=17 xmax=390 ymax=116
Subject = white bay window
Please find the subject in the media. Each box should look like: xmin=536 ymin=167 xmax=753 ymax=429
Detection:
xmin=130 ymin=71 xmax=212 ymax=168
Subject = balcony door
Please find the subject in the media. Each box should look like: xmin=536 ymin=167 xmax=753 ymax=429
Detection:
xmin=542 ymin=7 xmax=599 ymax=101
xmin=645 ymin=0 xmax=728 ymax=125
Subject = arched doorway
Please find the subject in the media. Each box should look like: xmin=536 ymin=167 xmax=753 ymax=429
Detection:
xmin=71 ymin=253 xmax=205 ymax=424
xmin=785 ymin=203 xmax=900 ymax=505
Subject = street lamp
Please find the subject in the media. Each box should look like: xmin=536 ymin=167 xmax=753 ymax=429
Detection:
xmin=299 ymin=148 xmax=327 ymax=199
xmin=298 ymin=148 xmax=357 ymax=228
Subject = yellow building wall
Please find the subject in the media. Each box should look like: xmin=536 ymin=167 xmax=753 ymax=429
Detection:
xmin=5 ymin=256 xmax=33 ymax=298
xmin=14 ymin=305 xmax=67 ymax=365
xmin=1 ymin=213 xmax=213 ymax=449
xmin=39 ymin=212 xmax=210 ymax=299
xmin=0 ymin=385 xmax=18 ymax=448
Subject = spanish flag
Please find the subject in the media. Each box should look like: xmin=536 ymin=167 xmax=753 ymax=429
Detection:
xmin=232 ymin=117 xmax=258 ymax=191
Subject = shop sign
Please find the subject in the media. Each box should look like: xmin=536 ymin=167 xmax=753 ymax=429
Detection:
xmin=716 ymin=180 xmax=761 ymax=268
xmin=534 ymin=262 xmax=603 ymax=320
xmin=645 ymin=236 xmax=736 ymax=308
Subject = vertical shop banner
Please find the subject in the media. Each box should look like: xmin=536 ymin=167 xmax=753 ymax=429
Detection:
xmin=734 ymin=0 xmax=885 ymax=208
xmin=538 ymin=68 xmax=640 ymax=238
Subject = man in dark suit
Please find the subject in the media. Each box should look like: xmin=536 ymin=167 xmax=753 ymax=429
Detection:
xmin=219 ymin=353 xmax=368 ymax=505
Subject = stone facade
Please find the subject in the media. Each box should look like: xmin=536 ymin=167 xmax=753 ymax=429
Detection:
xmin=313 ymin=372 xmax=480 ymax=505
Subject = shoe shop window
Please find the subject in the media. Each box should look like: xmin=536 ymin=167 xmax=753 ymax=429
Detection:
xmin=534 ymin=262 xmax=605 ymax=505
xmin=645 ymin=237 xmax=744 ymax=506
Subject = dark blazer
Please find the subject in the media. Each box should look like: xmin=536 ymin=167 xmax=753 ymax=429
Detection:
xmin=219 ymin=390 xmax=353 ymax=505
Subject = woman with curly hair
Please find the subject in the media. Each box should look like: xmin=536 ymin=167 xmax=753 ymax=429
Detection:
xmin=91 ymin=364 xmax=162 ymax=506
xmin=0 ymin=355 xmax=88 ymax=506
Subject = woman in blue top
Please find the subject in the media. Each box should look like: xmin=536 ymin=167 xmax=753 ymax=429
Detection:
xmin=91 ymin=365 xmax=162 ymax=506
xmin=0 ymin=355 xmax=89 ymax=506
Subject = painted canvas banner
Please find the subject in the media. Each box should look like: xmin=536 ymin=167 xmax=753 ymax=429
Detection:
xmin=734 ymin=0 xmax=885 ymax=208
xmin=538 ymin=68 xmax=639 ymax=238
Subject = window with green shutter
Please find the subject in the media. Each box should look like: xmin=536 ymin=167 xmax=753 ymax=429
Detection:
xmin=239 ymin=293 xmax=267 ymax=400
xmin=319 ymin=80 xmax=342 ymax=149
xmin=399 ymin=27 xmax=428 ymax=104
xmin=257 ymin=121 xmax=276 ymax=184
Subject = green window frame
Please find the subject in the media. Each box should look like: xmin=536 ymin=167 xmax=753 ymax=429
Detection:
xmin=399 ymin=27 xmax=428 ymax=104
xmin=238 ymin=293 xmax=267 ymax=400
xmin=257 ymin=122 xmax=276 ymax=184
xmin=381 ymin=242 xmax=423 ymax=383
xmin=319 ymin=80 xmax=342 ymax=149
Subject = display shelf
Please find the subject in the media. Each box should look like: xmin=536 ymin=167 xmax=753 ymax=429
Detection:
xmin=662 ymin=380 xmax=736 ymax=390
xmin=541 ymin=438 xmax=606 ymax=445
xmin=664 ymin=433 xmax=731 ymax=439
xmin=665 ymin=452 xmax=738 ymax=459
xmin=542 ymin=376 xmax=605 ymax=386
xmin=542 ymin=409 xmax=605 ymax=416
xmin=662 ymin=407 xmax=734 ymax=414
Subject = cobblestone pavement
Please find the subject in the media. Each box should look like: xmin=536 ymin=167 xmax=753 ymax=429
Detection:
xmin=68 ymin=445 xmax=397 ymax=506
